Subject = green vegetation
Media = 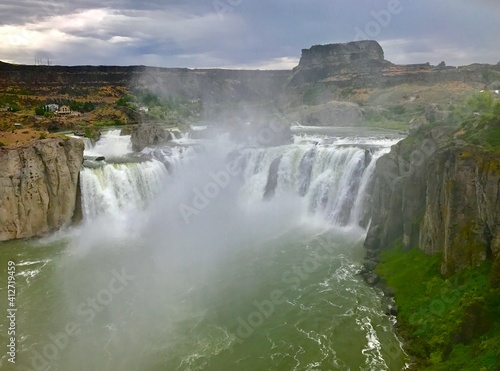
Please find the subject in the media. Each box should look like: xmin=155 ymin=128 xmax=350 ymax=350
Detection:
xmin=69 ymin=101 xmax=95 ymax=112
xmin=481 ymin=69 xmax=500 ymax=84
xmin=7 ymin=102 xmax=21 ymax=112
xmin=364 ymin=107 xmax=409 ymax=131
xmin=116 ymin=90 xmax=201 ymax=125
xmin=0 ymin=94 xmax=23 ymax=112
xmin=116 ymin=94 xmax=136 ymax=107
xmin=34 ymin=101 xmax=95 ymax=116
xmin=376 ymin=242 xmax=500 ymax=370
xmin=390 ymin=105 xmax=406 ymax=115
xmin=454 ymin=91 xmax=500 ymax=151
xmin=34 ymin=106 xmax=45 ymax=116
xmin=361 ymin=102 xmax=426 ymax=130
xmin=303 ymin=87 xmax=320 ymax=105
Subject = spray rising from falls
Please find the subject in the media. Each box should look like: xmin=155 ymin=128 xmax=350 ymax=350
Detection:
xmin=80 ymin=161 xmax=168 ymax=219
xmin=49 ymin=129 xmax=407 ymax=370
xmin=79 ymin=130 xmax=169 ymax=219
xmin=78 ymin=128 xmax=398 ymax=228
xmin=84 ymin=129 xmax=133 ymax=157
xmin=235 ymin=142 xmax=391 ymax=227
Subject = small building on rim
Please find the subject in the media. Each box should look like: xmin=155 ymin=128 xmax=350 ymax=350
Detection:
xmin=45 ymin=104 xmax=59 ymax=112
xmin=58 ymin=105 xmax=71 ymax=114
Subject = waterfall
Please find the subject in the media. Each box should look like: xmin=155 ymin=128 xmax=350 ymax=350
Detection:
xmin=82 ymin=137 xmax=95 ymax=151
xmin=84 ymin=129 xmax=132 ymax=158
xmin=80 ymin=160 xmax=168 ymax=219
xmin=236 ymin=142 xmax=393 ymax=227
xmin=78 ymin=128 xmax=398 ymax=227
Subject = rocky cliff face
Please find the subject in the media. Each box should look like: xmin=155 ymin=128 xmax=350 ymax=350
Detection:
xmin=420 ymin=147 xmax=500 ymax=275
xmin=297 ymin=40 xmax=386 ymax=68
xmin=0 ymin=138 xmax=84 ymax=241
xmin=364 ymin=129 xmax=500 ymax=275
xmin=130 ymin=124 xmax=172 ymax=152
xmin=289 ymin=40 xmax=498 ymax=89
xmin=290 ymin=41 xmax=391 ymax=87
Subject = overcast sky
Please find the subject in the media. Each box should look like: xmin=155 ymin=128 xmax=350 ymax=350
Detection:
xmin=1 ymin=0 xmax=499 ymax=69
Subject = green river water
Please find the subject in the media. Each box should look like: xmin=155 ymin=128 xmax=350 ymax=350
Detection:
xmin=1 ymin=129 xmax=409 ymax=370
xmin=0 ymin=226 xmax=408 ymax=370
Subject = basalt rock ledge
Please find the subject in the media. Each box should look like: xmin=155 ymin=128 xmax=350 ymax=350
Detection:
xmin=0 ymin=138 xmax=84 ymax=241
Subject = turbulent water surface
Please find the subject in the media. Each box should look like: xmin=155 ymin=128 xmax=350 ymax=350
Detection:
xmin=0 ymin=127 xmax=409 ymax=370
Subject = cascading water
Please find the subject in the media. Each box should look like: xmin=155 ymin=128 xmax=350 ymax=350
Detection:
xmin=84 ymin=129 xmax=133 ymax=158
xmin=1 ymin=126 xmax=409 ymax=371
xmin=235 ymin=142 xmax=392 ymax=226
xmin=80 ymin=161 xmax=168 ymax=219
xmin=79 ymin=129 xmax=169 ymax=218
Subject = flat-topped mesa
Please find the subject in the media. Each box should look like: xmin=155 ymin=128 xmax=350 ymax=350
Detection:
xmin=297 ymin=40 xmax=386 ymax=68
xmin=290 ymin=40 xmax=393 ymax=87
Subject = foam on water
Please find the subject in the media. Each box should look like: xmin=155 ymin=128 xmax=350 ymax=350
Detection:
xmin=0 ymin=128 xmax=410 ymax=370
xmin=84 ymin=129 xmax=133 ymax=157
xmin=80 ymin=160 xmax=168 ymax=219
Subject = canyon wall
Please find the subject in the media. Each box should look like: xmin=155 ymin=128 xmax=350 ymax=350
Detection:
xmin=420 ymin=147 xmax=500 ymax=274
xmin=364 ymin=128 xmax=500 ymax=275
xmin=0 ymin=138 xmax=84 ymax=241
xmin=289 ymin=41 xmax=498 ymax=89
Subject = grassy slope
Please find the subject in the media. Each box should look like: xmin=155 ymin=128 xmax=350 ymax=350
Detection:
xmin=376 ymin=243 xmax=500 ymax=370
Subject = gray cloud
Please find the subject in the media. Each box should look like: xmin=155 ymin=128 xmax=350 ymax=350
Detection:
xmin=1 ymin=0 xmax=499 ymax=68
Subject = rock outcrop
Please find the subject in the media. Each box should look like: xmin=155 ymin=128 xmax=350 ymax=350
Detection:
xmin=290 ymin=40 xmax=391 ymax=87
xmin=420 ymin=147 xmax=500 ymax=274
xmin=130 ymin=124 xmax=172 ymax=152
xmin=0 ymin=138 xmax=84 ymax=241
xmin=297 ymin=40 xmax=386 ymax=68
xmin=263 ymin=156 xmax=282 ymax=200
xmin=289 ymin=40 xmax=500 ymax=89
xmin=364 ymin=127 xmax=500 ymax=275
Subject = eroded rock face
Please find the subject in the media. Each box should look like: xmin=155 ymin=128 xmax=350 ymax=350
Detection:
xmin=297 ymin=40 xmax=385 ymax=68
xmin=263 ymin=156 xmax=282 ymax=200
xmin=420 ymin=148 xmax=500 ymax=275
xmin=0 ymin=138 xmax=84 ymax=241
xmin=130 ymin=124 xmax=172 ymax=152
xmin=364 ymin=128 xmax=500 ymax=275
xmin=290 ymin=40 xmax=391 ymax=87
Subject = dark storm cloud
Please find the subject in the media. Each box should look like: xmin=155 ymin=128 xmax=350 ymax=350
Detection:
xmin=1 ymin=0 xmax=499 ymax=68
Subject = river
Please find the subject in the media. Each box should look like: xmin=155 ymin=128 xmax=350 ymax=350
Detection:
xmin=0 ymin=127 xmax=410 ymax=370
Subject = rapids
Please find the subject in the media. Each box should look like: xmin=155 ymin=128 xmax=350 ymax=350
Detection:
xmin=0 ymin=127 xmax=410 ymax=370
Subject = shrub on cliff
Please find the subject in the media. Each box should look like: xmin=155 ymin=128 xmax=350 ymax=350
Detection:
xmin=35 ymin=106 xmax=46 ymax=115
xmin=468 ymin=91 xmax=494 ymax=112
